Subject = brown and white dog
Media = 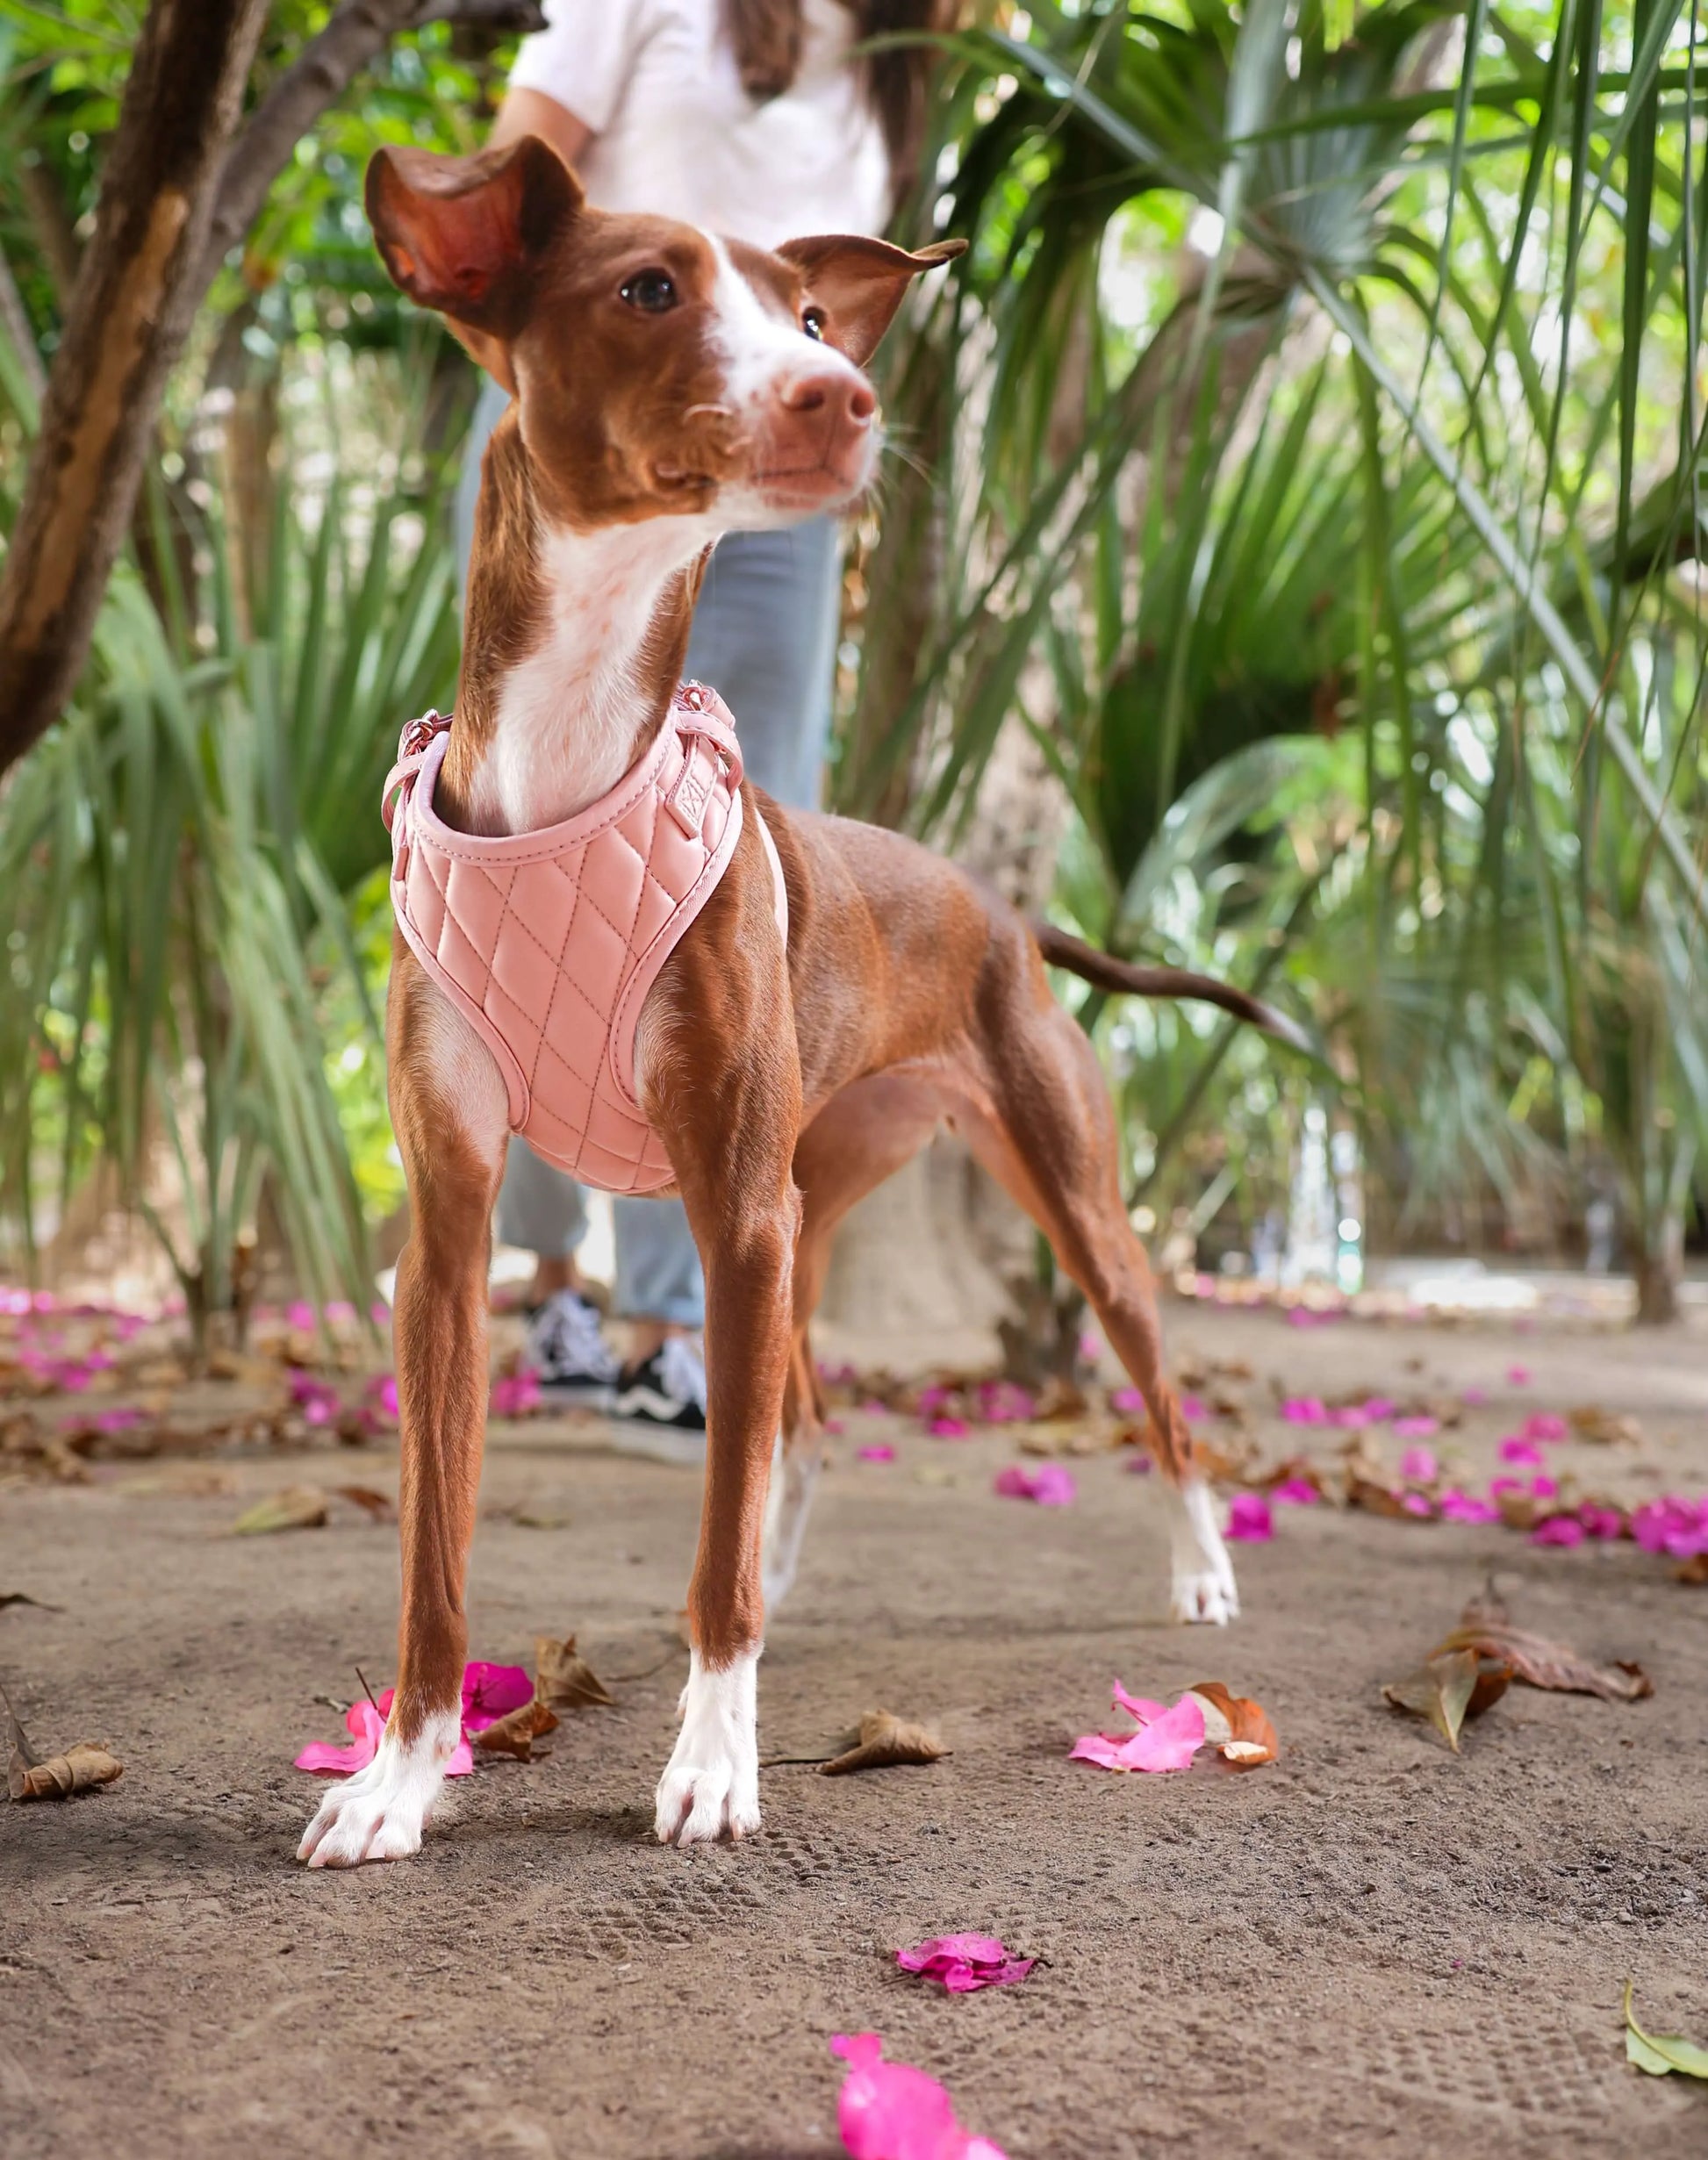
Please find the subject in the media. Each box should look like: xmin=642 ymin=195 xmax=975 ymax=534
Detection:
xmin=298 ymin=136 xmax=1282 ymax=1867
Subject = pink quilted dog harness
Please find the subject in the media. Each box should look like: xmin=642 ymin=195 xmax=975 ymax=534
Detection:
xmin=383 ymin=682 xmax=786 ymax=1195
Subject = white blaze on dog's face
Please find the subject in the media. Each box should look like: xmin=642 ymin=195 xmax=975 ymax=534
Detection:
xmin=364 ymin=137 xmax=964 ymax=535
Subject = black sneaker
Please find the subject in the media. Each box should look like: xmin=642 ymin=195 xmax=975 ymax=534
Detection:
xmin=614 ymin=1337 xmax=707 ymax=1430
xmin=526 ymin=1288 xmax=619 ymax=1404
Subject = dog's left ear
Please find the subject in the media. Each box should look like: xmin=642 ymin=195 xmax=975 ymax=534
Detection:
xmin=366 ymin=138 xmax=584 ymax=386
xmin=774 ymin=234 xmax=965 ymax=366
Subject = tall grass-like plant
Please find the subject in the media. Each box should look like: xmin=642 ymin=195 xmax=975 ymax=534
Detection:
xmin=0 ymin=339 xmax=458 ymax=1339
xmin=843 ymin=0 xmax=1706 ymax=1309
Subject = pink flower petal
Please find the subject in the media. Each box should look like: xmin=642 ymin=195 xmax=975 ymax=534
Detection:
xmin=1531 ymin=1516 xmax=1585 ymax=1547
xmin=1439 ymin=1488 xmax=1502 ymax=1524
xmin=1489 ymin=1475 xmax=1525 ymax=1497
xmin=1226 ymin=1493 xmax=1273 ymax=1542
xmin=896 ymin=1936 xmax=1035 ymax=1991
xmin=1073 ymin=1685 xmax=1206 ymax=1774
xmin=1506 ymin=1364 xmax=1532 ymax=1385
xmin=461 ymin=1661 xmax=534 ymax=1725
xmin=1281 ymin=1396 xmax=1329 ymax=1425
xmin=1391 ymin=1416 xmax=1439 ymax=1439
xmin=830 ymin=2034 xmax=1010 ymax=2160
xmin=1461 ymin=1386 xmax=1489 ymax=1407
xmin=1399 ymin=1446 xmax=1439 ymax=1484
xmin=1497 ymin=1438 xmax=1543 ymax=1465
xmin=993 ymin=1464 xmax=1075 ymax=1505
xmin=1110 ymin=1386 xmax=1147 ymax=1415
xmin=1272 ymin=1476 xmax=1319 ymax=1506
xmin=929 ymin=1416 xmax=971 ymax=1439
xmin=1179 ymin=1394 xmax=1209 ymax=1422
xmin=1523 ymin=1412 xmax=1567 ymax=1441
xmin=858 ymin=1444 xmax=896 ymax=1462
xmin=1400 ymin=1492 xmax=1434 ymax=1518
xmin=1579 ymin=1504 xmax=1624 ymax=1539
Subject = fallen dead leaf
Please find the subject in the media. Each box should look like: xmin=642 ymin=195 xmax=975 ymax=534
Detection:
xmin=1185 ymin=1681 xmax=1280 ymax=1768
xmin=1625 ymin=1980 xmax=1708 ymax=2078
xmin=233 ymin=1485 xmax=329 ymax=1535
xmin=1346 ymin=1473 xmax=1410 ymax=1518
xmin=334 ymin=1485 xmax=394 ymax=1520
xmin=4 ymin=1683 xmax=123 ymax=1802
xmin=821 ymin=1709 xmax=948 ymax=1776
xmin=1676 ymin=1554 xmax=1708 ymax=1585
xmin=1570 ymin=1404 xmax=1644 ymax=1446
xmin=1436 ymin=1585 xmax=1652 ymax=1701
xmin=473 ymin=1697 xmax=559 ymax=1760
xmin=11 ymin=1739 xmax=126 ymax=1801
xmin=1382 ymin=1649 xmax=1511 ymax=1753
xmin=535 ymin=1633 xmax=615 ymax=1710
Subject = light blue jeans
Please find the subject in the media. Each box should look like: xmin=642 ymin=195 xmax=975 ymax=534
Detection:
xmin=456 ymin=380 xmax=841 ymax=1324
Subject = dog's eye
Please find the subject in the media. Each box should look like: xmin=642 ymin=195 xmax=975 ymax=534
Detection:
xmin=621 ymin=270 xmax=678 ymax=313
xmin=801 ymin=305 xmax=828 ymax=341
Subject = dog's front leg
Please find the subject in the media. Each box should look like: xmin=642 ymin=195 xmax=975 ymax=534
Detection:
xmin=644 ymin=1000 xmax=800 ymax=1846
xmin=298 ymin=965 xmax=507 ymax=1867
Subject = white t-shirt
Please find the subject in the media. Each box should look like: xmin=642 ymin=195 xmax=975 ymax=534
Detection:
xmin=508 ymin=0 xmax=893 ymax=250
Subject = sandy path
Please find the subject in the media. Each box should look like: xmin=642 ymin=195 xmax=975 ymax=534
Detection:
xmin=4 ymin=1303 xmax=1706 ymax=2157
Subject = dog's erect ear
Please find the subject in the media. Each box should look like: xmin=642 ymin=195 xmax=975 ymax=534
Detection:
xmin=774 ymin=234 xmax=966 ymax=366
xmin=366 ymin=138 xmax=583 ymax=346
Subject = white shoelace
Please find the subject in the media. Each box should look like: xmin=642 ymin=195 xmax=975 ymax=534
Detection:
xmin=527 ymin=1290 xmax=618 ymax=1383
xmin=657 ymin=1333 xmax=707 ymax=1413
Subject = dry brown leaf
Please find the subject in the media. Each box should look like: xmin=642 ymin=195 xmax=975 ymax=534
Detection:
xmin=535 ymin=1633 xmax=615 ymax=1710
xmin=473 ymin=1697 xmax=559 ymax=1760
xmin=233 ymin=1485 xmax=328 ymax=1535
xmin=1255 ymin=1454 xmax=1327 ymax=1495
xmin=334 ymin=1485 xmax=394 ymax=1520
xmin=4 ymin=1683 xmax=123 ymax=1801
xmin=1433 ymin=1582 xmax=1652 ymax=1700
xmin=12 ymin=1740 xmax=125 ymax=1801
xmin=1382 ymin=1649 xmax=1511 ymax=1752
xmin=1676 ymin=1554 xmax=1708 ymax=1585
xmin=1346 ymin=1473 xmax=1410 ymax=1518
xmin=1568 ymin=1403 xmax=1643 ymax=1446
xmin=820 ymin=1708 xmax=947 ymax=1776
xmin=1435 ymin=1621 xmax=1652 ymax=1700
xmin=1186 ymin=1681 xmax=1280 ymax=1767
xmin=1192 ymin=1433 xmax=1259 ymax=1482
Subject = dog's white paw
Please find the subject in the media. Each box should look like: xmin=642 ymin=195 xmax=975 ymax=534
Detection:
xmin=1166 ymin=1479 xmax=1241 ymax=1626
xmin=654 ymin=1649 xmax=761 ymax=1846
xmin=1170 ymin=1566 xmax=1240 ymax=1625
xmin=297 ymin=1712 xmax=459 ymax=1868
xmin=761 ymin=1433 xmax=821 ymax=1613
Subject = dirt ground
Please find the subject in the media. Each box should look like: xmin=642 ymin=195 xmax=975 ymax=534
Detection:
xmin=4 ymin=1299 xmax=1708 ymax=2158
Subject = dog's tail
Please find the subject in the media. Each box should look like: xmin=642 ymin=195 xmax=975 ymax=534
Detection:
xmin=1031 ymin=920 xmax=1311 ymax=1053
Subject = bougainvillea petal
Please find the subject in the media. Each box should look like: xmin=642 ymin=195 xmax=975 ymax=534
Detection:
xmin=896 ymin=1936 xmax=1035 ymax=1991
xmin=1226 ymin=1493 xmax=1273 ymax=1541
xmin=830 ymin=2034 xmax=1010 ymax=2160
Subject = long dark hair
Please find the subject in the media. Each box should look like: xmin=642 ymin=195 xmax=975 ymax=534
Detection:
xmin=721 ymin=1 xmax=958 ymax=203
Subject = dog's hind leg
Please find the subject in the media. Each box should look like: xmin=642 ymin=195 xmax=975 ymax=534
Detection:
xmin=965 ymin=938 xmax=1238 ymax=1625
xmin=298 ymin=959 xmax=509 ymax=1865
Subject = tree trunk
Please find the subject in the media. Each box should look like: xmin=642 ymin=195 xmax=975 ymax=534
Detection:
xmin=1634 ymin=1245 xmax=1681 ymax=1325
xmin=0 ymin=0 xmax=547 ymax=787
xmin=0 ymin=0 xmax=270 ymax=779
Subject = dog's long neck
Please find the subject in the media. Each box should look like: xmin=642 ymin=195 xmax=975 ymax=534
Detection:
xmin=441 ymin=409 xmax=715 ymax=836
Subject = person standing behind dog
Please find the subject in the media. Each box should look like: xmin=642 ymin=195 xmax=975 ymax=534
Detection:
xmin=456 ymin=1 xmax=952 ymax=1429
